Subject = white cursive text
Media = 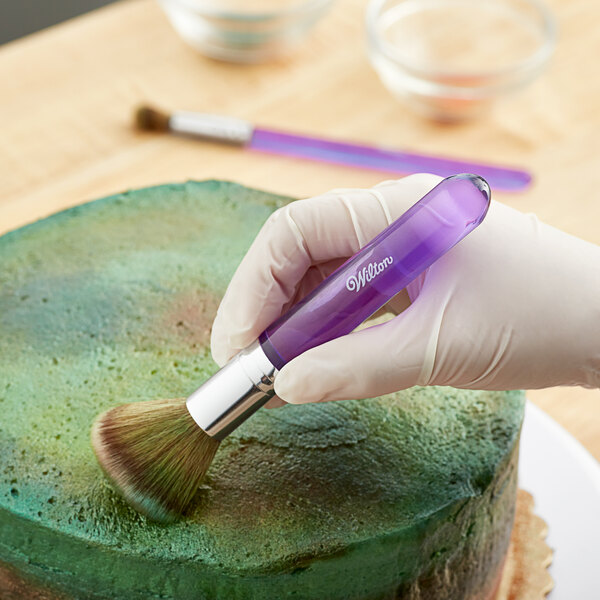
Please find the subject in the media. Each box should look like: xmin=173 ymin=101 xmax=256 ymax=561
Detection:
xmin=346 ymin=256 xmax=394 ymax=293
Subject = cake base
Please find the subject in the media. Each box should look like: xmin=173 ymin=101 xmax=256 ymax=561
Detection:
xmin=0 ymin=490 xmax=553 ymax=600
xmin=496 ymin=490 xmax=554 ymax=600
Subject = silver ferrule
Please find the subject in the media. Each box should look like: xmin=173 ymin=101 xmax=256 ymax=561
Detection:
xmin=169 ymin=111 xmax=254 ymax=145
xmin=186 ymin=340 xmax=277 ymax=440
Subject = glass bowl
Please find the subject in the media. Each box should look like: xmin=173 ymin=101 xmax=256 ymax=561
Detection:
xmin=157 ymin=0 xmax=334 ymax=63
xmin=366 ymin=0 xmax=557 ymax=121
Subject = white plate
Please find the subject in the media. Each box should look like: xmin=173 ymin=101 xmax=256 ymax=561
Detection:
xmin=519 ymin=401 xmax=600 ymax=599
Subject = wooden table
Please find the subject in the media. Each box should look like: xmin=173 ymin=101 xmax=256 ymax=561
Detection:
xmin=0 ymin=0 xmax=598 ymax=460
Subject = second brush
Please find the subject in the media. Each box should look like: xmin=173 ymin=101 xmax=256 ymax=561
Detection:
xmin=135 ymin=105 xmax=529 ymax=192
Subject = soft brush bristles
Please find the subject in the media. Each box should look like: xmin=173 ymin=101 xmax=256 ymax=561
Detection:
xmin=134 ymin=105 xmax=171 ymax=132
xmin=91 ymin=398 xmax=220 ymax=523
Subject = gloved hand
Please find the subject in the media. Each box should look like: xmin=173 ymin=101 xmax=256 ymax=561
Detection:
xmin=211 ymin=174 xmax=600 ymax=406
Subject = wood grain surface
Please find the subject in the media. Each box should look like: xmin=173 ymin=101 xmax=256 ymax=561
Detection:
xmin=0 ymin=0 xmax=598 ymax=460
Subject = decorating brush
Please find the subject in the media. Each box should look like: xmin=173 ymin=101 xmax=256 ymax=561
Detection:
xmin=91 ymin=398 xmax=219 ymax=522
xmin=134 ymin=105 xmax=531 ymax=192
xmin=91 ymin=174 xmax=491 ymax=522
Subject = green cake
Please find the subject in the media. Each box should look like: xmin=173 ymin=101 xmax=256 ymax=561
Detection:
xmin=0 ymin=181 xmax=525 ymax=600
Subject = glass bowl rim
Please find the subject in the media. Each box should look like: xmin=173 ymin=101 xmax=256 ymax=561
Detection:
xmin=159 ymin=0 xmax=334 ymax=22
xmin=366 ymin=0 xmax=557 ymax=85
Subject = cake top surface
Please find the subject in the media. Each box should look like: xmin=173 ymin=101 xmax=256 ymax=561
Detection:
xmin=0 ymin=181 xmax=524 ymax=576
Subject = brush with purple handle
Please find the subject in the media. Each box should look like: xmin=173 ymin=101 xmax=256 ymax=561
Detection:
xmin=135 ymin=105 xmax=531 ymax=192
xmin=92 ymin=174 xmax=491 ymax=522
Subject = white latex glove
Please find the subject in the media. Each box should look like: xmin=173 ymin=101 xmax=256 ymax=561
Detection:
xmin=211 ymin=174 xmax=600 ymax=406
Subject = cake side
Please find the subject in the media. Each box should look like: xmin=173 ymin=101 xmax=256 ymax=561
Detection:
xmin=0 ymin=419 xmax=521 ymax=600
xmin=0 ymin=180 xmax=525 ymax=599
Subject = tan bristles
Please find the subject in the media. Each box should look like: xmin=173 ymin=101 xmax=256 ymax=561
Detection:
xmin=134 ymin=105 xmax=171 ymax=132
xmin=91 ymin=398 xmax=220 ymax=523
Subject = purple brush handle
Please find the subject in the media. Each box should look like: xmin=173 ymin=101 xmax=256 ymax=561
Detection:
xmin=250 ymin=128 xmax=530 ymax=192
xmin=258 ymin=174 xmax=490 ymax=370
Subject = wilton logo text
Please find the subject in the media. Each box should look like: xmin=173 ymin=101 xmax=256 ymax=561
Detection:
xmin=346 ymin=257 xmax=394 ymax=292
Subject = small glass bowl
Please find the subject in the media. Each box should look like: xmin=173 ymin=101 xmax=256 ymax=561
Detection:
xmin=366 ymin=0 xmax=557 ymax=121
xmin=157 ymin=0 xmax=334 ymax=63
